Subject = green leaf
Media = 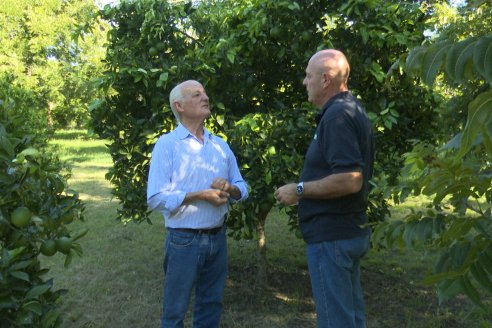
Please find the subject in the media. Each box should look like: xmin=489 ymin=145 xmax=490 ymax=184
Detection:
xmin=41 ymin=309 xmax=62 ymax=328
xmin=469 ymin=263 xmax=492 ymax=294
xmin=26 ymin=284 xmax=51 ymax=299
xmin=482 ymin=122 xmax=492 ymax=154
xmin=10 ymin=260 xmax=33 ymax=271
xmin=478 ymin=251 xmax=492 ymax=275
xmin=461 ymin=275 xmax=483 ymax=307
xmin=360 ymin=26 xmax=369 ymax=44
xmin=422 ymin=41 xmax=452 ymax=86
xmin=473 ymin=35 xmax=492 ymax=82
xmin=226 ymin=51 xmax=235 ymax=64
xmin=445 ymin=38 xmax=476 ymax=83
xmin=423 ymin=270 xmax=462 ymax=285
xmin=64 ymin=252 xmax=73 ymax=268
xmin=158 ymin=72 xmax=169 ymax=82
xmin=23 ymin=300 xmax=42 ymax=315
xmin=88 ymin=99 xmax=103 ymax=112
xmin=442 ymin=219 xmax=473 ymax=243
xmin=0 ymin=135 xmax=14 ymax=159
xmin=405 ymin=46 xmax=427 ymax=77
xmin=403 ymin=221 xmax=417 ymax=247
xmin=10 ymin=271 xmax=29 ymax=281
xmin=441 ymin=132 xmax=462 ymax=150
xmin=437 ymin=278 xmax=463 ymax=304
xmin=458 ymin=90 xmax=492 ymax=157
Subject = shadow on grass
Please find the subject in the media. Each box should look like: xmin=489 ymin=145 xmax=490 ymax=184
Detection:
xmin=222 ymin=256 xmax=487 ymax=328
xmin=59 ymin=143 xmax=110 ymax=162
xmin=54 ymin=130 xmax=93 ymax=140
xmin=222 ymin=263 xmax=315 ymax=328
xmin=67 ymin=180 xmax=113 ymax=200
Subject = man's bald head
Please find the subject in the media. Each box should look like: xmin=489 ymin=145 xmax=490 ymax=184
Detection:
xmin=309 ymin=49 xmax=350 ymax=87
xmin=303 ymin=49 xmax=351 ymax=108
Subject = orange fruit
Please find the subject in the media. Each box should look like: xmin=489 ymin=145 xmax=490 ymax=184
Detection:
xmin=10 ymin=207 xmax=32 ymax=228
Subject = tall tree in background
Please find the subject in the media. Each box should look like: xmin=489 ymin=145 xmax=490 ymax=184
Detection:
xmin=0 ymin=0 xmax=107 ymax=130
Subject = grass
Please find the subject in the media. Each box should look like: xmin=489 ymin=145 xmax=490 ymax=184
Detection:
xmin=41 ymin=129 xmax=492 ymax=328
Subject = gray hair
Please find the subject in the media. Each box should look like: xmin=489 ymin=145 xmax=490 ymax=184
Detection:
xmin=169 ymin=83 xmax=183 ymax=123
xmin=168 ymin=80 xmax=202 ymax=123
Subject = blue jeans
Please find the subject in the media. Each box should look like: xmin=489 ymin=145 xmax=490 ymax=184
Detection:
xmin=306 ymin=234 xmax=370 ymax=328
xmin=161 ymin=226 xmax=227 ymax=328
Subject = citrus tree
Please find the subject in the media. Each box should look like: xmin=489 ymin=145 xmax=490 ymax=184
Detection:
xmin=91 ymin=0 xmax=439 ymax=281
xmin=0 ymin=92 xmax=86 ymax=326
xmin=372 ymin=0 xmax=492 ymax=306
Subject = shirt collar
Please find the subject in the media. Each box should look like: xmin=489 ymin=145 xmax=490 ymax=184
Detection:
xmin=315 ymin=91 xmax=351 ymax=125
xmin=175 ymin=123 xmax=212 ymax=141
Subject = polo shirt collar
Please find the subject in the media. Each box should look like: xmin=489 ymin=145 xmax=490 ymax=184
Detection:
xmin=315 ymin=91 xmax=351 ymax=124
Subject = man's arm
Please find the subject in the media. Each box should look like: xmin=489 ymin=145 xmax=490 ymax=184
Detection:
xmin=274 ymin=171 xmax=362 ymax=206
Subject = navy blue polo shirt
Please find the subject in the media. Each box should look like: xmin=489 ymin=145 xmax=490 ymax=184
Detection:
xmin=298 ymin=91 xmax=374 ymax=244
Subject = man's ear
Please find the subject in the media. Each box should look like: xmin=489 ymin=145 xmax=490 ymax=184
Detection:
xmin=322 ymin=73 xmax=331 ymax=87
xmin=174 ymin=101 xmax=184 ymax=114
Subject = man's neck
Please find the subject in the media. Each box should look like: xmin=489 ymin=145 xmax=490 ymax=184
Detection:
xmin=181 ymin=120 xmax=205 ymax=143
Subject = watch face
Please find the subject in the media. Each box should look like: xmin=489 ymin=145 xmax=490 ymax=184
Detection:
xmin=296 ymin=183 xmax=303 ymax=195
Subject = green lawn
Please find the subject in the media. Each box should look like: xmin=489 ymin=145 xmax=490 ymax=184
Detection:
xmin=41 ymin=130 xmax=492 ymax=328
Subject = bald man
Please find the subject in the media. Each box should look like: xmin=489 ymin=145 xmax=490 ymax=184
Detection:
xmin=275 ymin=50 xmax=374 ymax=328
xmin=147 ymin=80 xmax=248 ymax=328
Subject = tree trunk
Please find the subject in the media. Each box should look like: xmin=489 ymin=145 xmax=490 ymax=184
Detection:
xmin=255 ymin=208 xmax=269 ymax=288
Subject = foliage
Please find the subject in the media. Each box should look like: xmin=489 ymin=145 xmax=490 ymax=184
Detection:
xmin=227 ymin=109 xmax=313 ymax=239
xmin=0 ymin=0 xmax=107 ymax=129
xmin=0 ymin=73 xmax=48 ymax=143
xmin=374 ymin=1 xmax=492 ymax=307
xmin=0 ymin=98 xmax=86 ymax=325
xmin=92 ymin=0 xmax=437 ymax=227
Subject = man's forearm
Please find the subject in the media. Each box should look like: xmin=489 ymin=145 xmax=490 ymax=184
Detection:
xmin=228 ymin=184 xmax=241 ymax=200
xmin=303 ymin=172 xmax=363 ymax=199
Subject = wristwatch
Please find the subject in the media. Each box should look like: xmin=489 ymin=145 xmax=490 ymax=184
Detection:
xmin=296 ymin=181 xmax=304 ymax=197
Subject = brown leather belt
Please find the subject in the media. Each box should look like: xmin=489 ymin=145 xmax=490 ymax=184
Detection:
xmin=172 ymin=226 xmax=223 ymax=235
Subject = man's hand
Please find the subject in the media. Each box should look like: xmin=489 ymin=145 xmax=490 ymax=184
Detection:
xmin=184 ymin=189 xmax=229 ymax=207
xmin=200 ymin=189 xmax=230 ymax=206
xmin=274 ymin=183 xmax=298 ymax=206
xmin=211 ymin=177 xmax=241 ymax=200
xmin=211 ymin=178 xmax=231 ymax=192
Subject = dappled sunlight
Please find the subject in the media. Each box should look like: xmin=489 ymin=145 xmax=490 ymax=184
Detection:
xmin=72 ymin=162 xmax=112 ymax=168
xmin=273 ymin=291 xmax=295 ymax=303
xmin=77 ymin=192 xmax=113 ymax=202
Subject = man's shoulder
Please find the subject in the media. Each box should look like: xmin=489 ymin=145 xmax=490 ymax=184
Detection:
xmin=208 ymin=133 xmax=235 ymax=154
xmin=155 ymin=129 xmax=180 ymax=146
xmin=325 ymin=94 xmax=365 ymax=119
xmin=209 ymin=133 xmax=230 ymax=147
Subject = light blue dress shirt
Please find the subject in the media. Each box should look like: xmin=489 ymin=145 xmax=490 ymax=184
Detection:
xmin=147 ymin=124 xmax=248 ymax=229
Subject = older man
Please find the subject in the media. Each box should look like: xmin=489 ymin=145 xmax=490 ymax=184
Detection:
xmin=147 ymin=80 xmax=248 ymax=328
xmin=275 ymin=50 xmax=375 ymax=328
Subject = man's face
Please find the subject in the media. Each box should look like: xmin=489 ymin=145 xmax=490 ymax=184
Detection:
xmin=179 ymin=82 xmax=210 ymax=121
xmin=302 ymin=59 xmax=324 ymax=108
